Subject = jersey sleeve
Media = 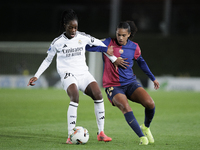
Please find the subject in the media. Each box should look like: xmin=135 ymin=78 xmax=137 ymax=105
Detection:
xmin=87 ymin=34 xmax=107 ymax=47
xmin=136 ymin=55 xmax=156 ymax=81
xmin=86 ymin=45 xmax=108 ymax=53
xmin=86 ymin=38 xmax=117 ymax=63
xmin=102 ymin=38 xmax=117 ymax=62
xmin=101 ymin=37 xmax=112 ymax=46
xmin=34 ymin=44 xmax=56 ymax=78
xmin=134 ymin=43 xmax=141 ymax=60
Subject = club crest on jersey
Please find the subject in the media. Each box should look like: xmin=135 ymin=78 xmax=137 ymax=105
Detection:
xmin=119 ymin=49 xmax=124 ymax=54
xmin=91 ymin=37 xmax=94 ymax=43
xmin=78 ymin=40 xmax=82 ymax=45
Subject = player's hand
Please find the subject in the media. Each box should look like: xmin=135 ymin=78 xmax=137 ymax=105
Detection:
xmin=113 ymin=57 xmax=129 ymax=70
xmin=106 ymin=46 xmax=114 ymax=56
xmin=153 ymin=79 xmax=160 ymax=90
xmin=27 ymin=77 xmax=38 ymax=86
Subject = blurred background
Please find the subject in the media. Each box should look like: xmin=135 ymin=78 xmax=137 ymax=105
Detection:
xmin=0 ymin=0 xmax=200 ymax=90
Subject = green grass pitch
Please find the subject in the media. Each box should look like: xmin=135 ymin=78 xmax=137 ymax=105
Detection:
xmin=0 ymin=88 xmax=200 ymax=150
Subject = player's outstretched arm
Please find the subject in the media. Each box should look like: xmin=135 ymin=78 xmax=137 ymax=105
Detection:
xmin=153 ymin=79 xmax=160 ymax=90
xmin=27 ymin=77 xmax=38 ymax=86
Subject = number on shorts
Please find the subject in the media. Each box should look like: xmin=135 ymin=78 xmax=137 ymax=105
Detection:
xmin=106 ymin=87 xmax=114 ymax=94
xmin=64 ymin=73 xmax=74 ymax=79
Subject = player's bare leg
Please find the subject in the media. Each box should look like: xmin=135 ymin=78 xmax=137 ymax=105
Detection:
xmin=130 ymin=87 xmax=155 ymax=143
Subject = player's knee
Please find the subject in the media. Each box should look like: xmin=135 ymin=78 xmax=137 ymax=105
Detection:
xmin=93 ymin=91 xmax=103 ymax=100
xmin=69 ymin=94 xmax=79 ymax=103
xmin=145 ymin=98 xmax=155 ymax=109
xmin=119 ymin=103 xmax=132 ymax=114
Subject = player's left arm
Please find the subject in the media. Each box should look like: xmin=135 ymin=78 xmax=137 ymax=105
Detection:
xmin=136 ymin=56 xmax=159 ymax=90
xmin=86 ymin=44 xmax=113 ymax=55
xmin=86 ymin=37 xmax=117 ymax=61
xmin=135 ymin=44 xmax=159 ymax=89
xmin=86 ymin=44 xmax=107 ymax=53
xmin=136 ymin=56 xmax=155 ymax=81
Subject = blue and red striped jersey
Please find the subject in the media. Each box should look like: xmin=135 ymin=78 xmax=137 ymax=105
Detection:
xmin=86 ymin=37 xmax=156 ymax=88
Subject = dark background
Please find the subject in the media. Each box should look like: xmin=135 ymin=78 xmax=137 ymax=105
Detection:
xmin=0 ymin=0 xmax=200 ymax=82
xmin=1 ymin=0 xmax=200 ymax=40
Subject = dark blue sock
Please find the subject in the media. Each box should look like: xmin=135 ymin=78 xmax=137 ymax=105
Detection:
xmin=124 ymin=111 xmax=144 ymax=137
xmin=144 ymin=107 xmax=155 ymax=128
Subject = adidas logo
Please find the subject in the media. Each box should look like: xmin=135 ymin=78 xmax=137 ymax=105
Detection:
xmin=70 ymin=121 xmax=76 ymax=124
xmin=63 ymin=44 xmax=67 ymax=48
xmin=99 ymin=116 xmax=105 ymax=120
xmin=91 ymin=38 xmax=94 ymax=43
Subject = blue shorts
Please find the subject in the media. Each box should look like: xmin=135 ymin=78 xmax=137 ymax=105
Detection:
xmin=105 ymin=80 xmax=142 ymax=106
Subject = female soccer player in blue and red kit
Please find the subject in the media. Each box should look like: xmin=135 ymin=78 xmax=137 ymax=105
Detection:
xmin=86 ymin=21 xmax=159 ymax=145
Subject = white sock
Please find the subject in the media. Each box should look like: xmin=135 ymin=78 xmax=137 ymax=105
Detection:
xmin=94 ymin=99 xmax=105 ymax=133
xmin=67 ymin=101 xmax=78 ymax=137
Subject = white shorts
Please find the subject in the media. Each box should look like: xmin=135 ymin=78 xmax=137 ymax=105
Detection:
xmin=61 ymin=71 xmax=96 ymax=92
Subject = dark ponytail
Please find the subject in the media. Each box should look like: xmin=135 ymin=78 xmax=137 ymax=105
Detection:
xmin=126 ymin=21 xmax=137 ymax=40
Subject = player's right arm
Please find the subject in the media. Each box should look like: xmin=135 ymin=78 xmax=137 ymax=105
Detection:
xmin=27 ymin=44 xmax=56 ymax=86
xmin=27 ymin=77 xmax=38 ymax=86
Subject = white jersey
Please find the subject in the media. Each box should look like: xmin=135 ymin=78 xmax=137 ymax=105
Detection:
xmin=34 ymin=31 xmax=116 ymax=79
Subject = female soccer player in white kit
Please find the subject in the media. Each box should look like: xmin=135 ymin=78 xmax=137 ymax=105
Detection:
xmin=27 ymin=9 xmax=114 ymax=144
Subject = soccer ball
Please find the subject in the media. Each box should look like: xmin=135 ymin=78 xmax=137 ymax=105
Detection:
xmin=70 ymin=126 xmax=89 ymax=144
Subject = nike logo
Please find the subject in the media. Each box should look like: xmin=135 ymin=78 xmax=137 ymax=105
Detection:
xmin=99 ymin=116 xmax=105 ymax=120
xmin=129 ymin=119 xmax=134 ymax=124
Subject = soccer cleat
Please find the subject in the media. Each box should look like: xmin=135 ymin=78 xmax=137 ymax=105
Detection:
xmin=140 ymin=124 xmax=154 ymax=143
xmin=97 ymin=131 xmax=112 ymax=142
xmin=66 ymin=138 xmax=73 ymax=144
xmin=139 ymin=136 xmax=149 ymax=145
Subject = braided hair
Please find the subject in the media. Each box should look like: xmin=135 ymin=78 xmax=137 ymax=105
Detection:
xmin=60 ymin=9 xmax=78 ymax=32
